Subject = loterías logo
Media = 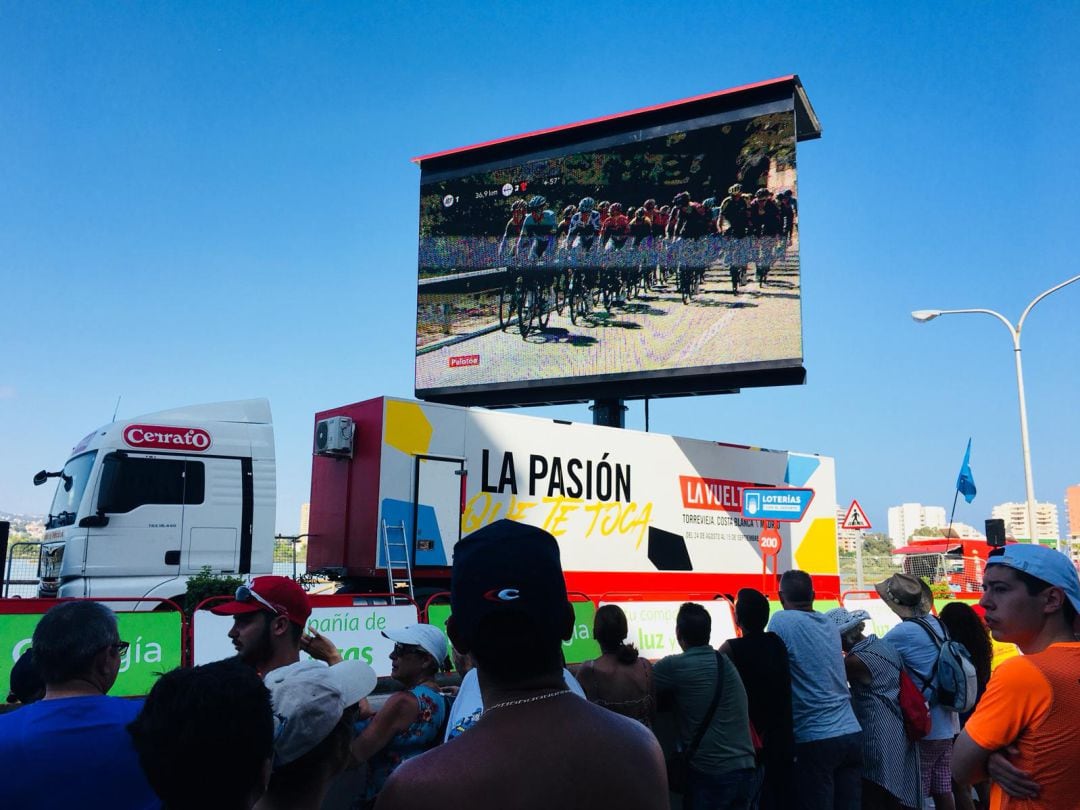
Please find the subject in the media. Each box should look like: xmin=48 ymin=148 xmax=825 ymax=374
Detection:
xmin=123 ymin=424 xmax=212 ymax=452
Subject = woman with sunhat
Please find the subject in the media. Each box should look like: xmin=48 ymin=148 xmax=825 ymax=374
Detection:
xmin=349 ymin=624 xmax=450 ymax=809
xmin=826 ymin=606 xmax=921 ymax=810
xmin=877 ymin=572 xmax=960 ymax=810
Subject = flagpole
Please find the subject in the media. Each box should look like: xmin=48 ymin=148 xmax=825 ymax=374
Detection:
xmin=946 ymin=488 xmax=960 ymax=539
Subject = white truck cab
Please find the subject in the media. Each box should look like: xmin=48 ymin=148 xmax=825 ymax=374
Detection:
xmin=34 ymin=399 xmax=275 ymax=604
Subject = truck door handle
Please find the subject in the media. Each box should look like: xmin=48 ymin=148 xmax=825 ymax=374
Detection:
xmin=164 ymin=550 xmax=181 ymax=565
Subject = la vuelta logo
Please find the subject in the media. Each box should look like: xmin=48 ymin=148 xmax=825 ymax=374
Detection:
xmin=123 ymin=424 xmax=212 ymax=452
xmin=679 ymin=476 xmax=752 ymax=512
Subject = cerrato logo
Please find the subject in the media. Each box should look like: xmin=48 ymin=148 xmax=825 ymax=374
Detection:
xmin=483 ymin=588 xmax=521 ymax=602
xmin=123 ymin=424 xmax=212 ymax=452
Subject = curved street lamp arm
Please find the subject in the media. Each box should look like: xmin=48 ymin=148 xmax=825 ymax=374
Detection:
xmin=1017 ymin=274 xmax=1080 ymax=334
xmin=933 ymin=308 xmax=1018 ymax=345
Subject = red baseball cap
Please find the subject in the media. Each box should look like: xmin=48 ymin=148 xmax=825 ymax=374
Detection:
xmin=211 ymin=576 xmax=312 ymax=627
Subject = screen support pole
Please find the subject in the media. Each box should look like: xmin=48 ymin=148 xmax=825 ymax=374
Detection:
xmin=590 ymin=399 xmax=627 ymax=428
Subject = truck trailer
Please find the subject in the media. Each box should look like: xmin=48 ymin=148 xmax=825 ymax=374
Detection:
xmin=308 ymin=397 xmax=841 ymax=601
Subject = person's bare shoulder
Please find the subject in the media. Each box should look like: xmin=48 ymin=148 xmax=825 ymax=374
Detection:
xmin=373 ymin=745 xmax=460 ymax=809
xmin=378 ymin=702 xmax=667 ymax=810
xmin=549 ymin=700 xmax=668 ymax=807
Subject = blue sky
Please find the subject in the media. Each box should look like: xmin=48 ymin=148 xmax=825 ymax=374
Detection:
xmin=2 ymin=2 xmax=1079 ymax=537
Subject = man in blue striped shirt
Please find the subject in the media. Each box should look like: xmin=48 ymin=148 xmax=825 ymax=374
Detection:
xmin=768 ymin=570 xmax=863 ymax=810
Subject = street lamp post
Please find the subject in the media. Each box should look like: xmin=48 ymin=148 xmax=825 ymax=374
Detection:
xmin=912 ymin=274 xmax=1080 ymax=549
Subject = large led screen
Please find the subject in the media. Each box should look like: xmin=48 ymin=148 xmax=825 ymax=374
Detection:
xmin=415 ymin=81 xmax=816 ymax=406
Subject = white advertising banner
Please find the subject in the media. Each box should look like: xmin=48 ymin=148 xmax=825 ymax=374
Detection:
xmin=193 ymin=603 xmax=422 ymax=677
xmin=598 ymin=599 xmax=737 ymax=660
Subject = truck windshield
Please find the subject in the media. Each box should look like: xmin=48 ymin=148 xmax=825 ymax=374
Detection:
xmin=46 ymin=451 xmax=97 ymax=529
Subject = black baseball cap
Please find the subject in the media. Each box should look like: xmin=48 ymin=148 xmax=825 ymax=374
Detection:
xmin=450 ymin=520 xmax=570 ymax=645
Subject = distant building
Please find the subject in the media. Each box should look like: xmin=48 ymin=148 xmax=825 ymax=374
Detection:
xmin=299 ymin=503 xmax=310 ymax=537
xmin=1065 ymin=486 xmax=1080 ymax=538
xmin=990 ymin=502 xmax=1060 ymax=543
xmin=949 ymin=522 xmax=985 ymax=540
xmin=887 ymin=503 xmax=947 ymax=546
xmin=1065 ymin=486 xmax=1080 ymax=563
xmin=835 ymin=507 xmax=863 ymax=553
xmin=25 ymin=521 xmax=45 ymax=541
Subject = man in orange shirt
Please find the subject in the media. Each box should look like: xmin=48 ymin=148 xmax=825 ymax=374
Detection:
xmin=952 ymin=543 xmax=1080 ymax=809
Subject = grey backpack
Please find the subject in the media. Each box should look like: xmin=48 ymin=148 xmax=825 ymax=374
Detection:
xmin=907 ymin=616 xmax=978 ymax=714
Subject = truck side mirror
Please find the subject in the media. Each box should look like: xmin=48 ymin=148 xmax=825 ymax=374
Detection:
xmin=33 ymin=470 xmax=48 ymax=486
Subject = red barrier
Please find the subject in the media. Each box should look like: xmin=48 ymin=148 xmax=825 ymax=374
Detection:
xmin=421 ymin=591 xmax=451 ymax=623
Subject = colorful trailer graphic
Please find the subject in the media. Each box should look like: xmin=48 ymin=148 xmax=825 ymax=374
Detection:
xmin=308 ymin=397 xmax=839 ymax=599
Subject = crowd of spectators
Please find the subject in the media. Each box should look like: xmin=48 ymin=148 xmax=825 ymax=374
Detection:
xmin=3 ymin=528 xmax=1078 ymax=810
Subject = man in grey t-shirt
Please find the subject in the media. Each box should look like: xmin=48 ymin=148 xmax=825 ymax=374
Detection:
xmin=768 ymin=570 xmax=862 ymax=810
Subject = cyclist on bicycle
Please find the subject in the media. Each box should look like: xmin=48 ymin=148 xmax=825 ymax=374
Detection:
xmin=567 ymin=197 xmax=602 ymax=251
xmin=516 ymin=195 xmax=558 ymax=260
xmin=601 ymin=202 xmax=631 ymax=250
xmin=748 ymin=188 xmax=783 ymax=285
xmin=669 ymin=191 xmax=714 ymax=239
xmin=720 ymin=183 xmax=751 ymax=294
xmin=646 ymin=201 xmax=667 ymax=238
xmin=628 ymin=207 xmax=652 ymax=248
xmin=702 ymin=197 xmax=720 ymax=230
xmin=557 ymin=204 xmax=576 ymax=243
xmin=777 ymin=189 xmax=796 ymax=244
xmin=499 ymin=200 xmax=528 ymax=256
xmin=667 ymin=191 xmax=713 ymax=300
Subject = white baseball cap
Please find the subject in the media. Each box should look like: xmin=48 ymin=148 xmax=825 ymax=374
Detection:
xmin=382 ymin=624 xmax=449 ymax=665
xmin=264 ymin=659 xmax=377 ymax=767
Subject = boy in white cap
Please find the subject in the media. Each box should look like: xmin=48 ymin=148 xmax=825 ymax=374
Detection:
xmin=952 ymin=543 xmax=1080 ymax=809
xmin=257 ymin=659 xmax=377 ymax=810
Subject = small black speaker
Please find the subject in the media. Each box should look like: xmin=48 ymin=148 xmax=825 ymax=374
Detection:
xmin=985 ymin=518 xmax=1007 ymax=547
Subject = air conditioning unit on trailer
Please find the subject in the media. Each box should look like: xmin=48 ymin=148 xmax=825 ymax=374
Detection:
xmin=314 ymin=416 xmax=354 ymax=458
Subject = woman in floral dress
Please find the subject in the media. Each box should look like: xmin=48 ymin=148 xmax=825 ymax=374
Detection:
xmin=351 ymin=625 xmax=450 ymax=809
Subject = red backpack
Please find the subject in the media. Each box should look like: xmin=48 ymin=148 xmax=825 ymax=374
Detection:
xmin=864 ymin=648 xmax=930 ymax=741
xmin=897 ymin=667 xmax=932 ymax=741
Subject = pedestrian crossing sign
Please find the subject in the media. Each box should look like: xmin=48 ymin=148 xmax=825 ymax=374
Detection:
xmin=842 ymin=500 xmax=871 ymax=530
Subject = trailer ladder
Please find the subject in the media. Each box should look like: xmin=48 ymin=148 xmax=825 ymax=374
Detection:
xmin=381 ymin=520 xmax=415 ymax=602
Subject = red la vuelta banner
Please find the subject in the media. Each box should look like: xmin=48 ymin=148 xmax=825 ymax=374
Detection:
xmin=679 ymin=475 xmax=751 ymax=512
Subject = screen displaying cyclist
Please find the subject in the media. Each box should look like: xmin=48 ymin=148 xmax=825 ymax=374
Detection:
xmin=516 ymin=195 xmax=558 ymax=260
xmin=499 ymin=200 xmax=528 ymax=256
xmin=567 ymin=197 xmax=602 ymax=252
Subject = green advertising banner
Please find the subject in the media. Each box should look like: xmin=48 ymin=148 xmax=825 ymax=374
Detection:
xmin=426 ymin=600 xmax=600 ymax=668
xmin=0 ymin=610 xmax=183 ymax=698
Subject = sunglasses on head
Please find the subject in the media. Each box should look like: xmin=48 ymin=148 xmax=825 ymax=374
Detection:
xmin=235 ymin=584 xmax=287 ymax=617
